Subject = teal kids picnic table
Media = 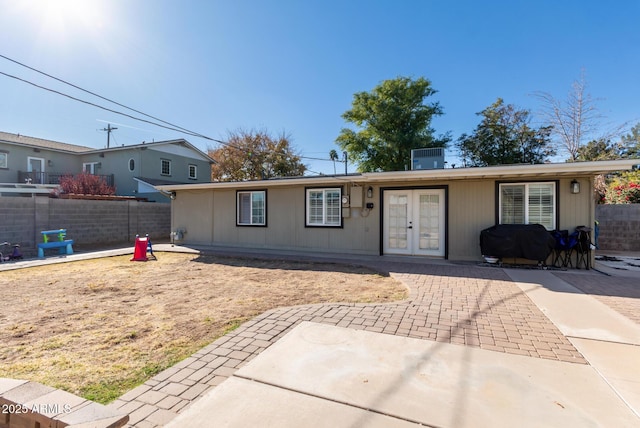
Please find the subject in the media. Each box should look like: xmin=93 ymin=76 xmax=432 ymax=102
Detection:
xmin=37 ymin=229 xmax=74 ymax=258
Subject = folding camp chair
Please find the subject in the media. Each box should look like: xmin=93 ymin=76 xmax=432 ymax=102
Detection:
xmin=575 ymin=226 xmax=593 ymax=269
xmin=551 ymin=230 xmax=578 ymax=268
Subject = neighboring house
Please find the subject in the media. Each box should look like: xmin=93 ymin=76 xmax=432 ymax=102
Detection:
xmin=157 ymin=159 xmax=639 ymax=262
xmin=0 ymin=131 xmax=214 ymax=202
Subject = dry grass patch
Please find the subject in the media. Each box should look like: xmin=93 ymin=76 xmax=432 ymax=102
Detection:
xmin=0 ymin=252 xmax=406 ymax=403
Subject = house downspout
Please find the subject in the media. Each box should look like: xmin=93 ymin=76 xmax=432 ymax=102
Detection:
xmin=589 ymin=175 xmax=596 ymax=267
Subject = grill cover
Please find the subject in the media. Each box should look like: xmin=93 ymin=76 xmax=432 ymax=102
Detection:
xmin=480 ymin=224 xmax=556 ymax=261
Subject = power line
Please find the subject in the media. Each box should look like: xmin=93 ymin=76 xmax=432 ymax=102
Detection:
xmin=0 ymin=69 xmax=232 ymax=145
xmin=0 ymin=53 xmax=204 ymax=139
xmin=0 ymin=54 xmax=345 ymax=171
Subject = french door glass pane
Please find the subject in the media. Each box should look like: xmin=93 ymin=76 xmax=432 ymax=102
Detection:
xmin=388 ymin=194 xmax=408 ymax=249
xmin=419 ymin=194 xmax=440 ymax=250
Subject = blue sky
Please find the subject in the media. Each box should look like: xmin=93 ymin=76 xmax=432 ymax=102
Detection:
xmin=1 ymin=0 xmax=639 ymax=175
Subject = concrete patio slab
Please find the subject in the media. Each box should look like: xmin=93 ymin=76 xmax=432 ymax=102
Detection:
xmin=570 ymin=337 xmax=640 ymax=418
xmin=170 ymin=322 xmax=638 ymax=428
xmin=166 ymin=376 xmax=421 ymax=428
xmin=506 ymin=270 xmax=640 ymax=345
xmin=506 ymin=269 xmax=640 ymax=420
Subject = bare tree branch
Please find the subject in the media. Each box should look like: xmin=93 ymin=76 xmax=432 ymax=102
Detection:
xmin=533 ymin=70 xmax=615 ymax=161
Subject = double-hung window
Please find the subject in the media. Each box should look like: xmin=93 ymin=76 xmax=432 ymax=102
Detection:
xmin=0 ymin=152 xmax=7 ymax=169
xmin=188 ymin=164 xmax=197 ymax=180
xmin=161 ymin=159 xmax=171 ymax=176
xmin=237 ymin=190 xmax=266 ymax=226
xmin=499 ymin=182 xmax=556 ymax=230
xmin=306 ymin=188 xmax=341 ymax=227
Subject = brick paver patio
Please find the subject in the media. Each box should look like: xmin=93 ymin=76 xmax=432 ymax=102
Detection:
xmin=109 ymin=260 xmax=588 ymax=428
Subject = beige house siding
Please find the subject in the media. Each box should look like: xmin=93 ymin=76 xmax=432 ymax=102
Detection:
xmin=169 ymin=177 xmax=594 ymax=261
xmin=557 ymin=176 xmax=593 ymax=231
xmin=448 ymin=179 xmax=496 ymax=260
xmin=162 ymin=161 xmax=637 ymax=262
xmin=172 ymin=189 xmax=214 ymax=245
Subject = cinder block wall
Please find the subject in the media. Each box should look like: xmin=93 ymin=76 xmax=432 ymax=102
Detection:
xmin=0 ymin=196 xmax=170 ymax=257
xmin=596 ymin=204 xmax=640 ymax=251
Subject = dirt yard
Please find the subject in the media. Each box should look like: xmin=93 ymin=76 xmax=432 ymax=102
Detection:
xmin=0 ymin=252 xmax=407 ymax=403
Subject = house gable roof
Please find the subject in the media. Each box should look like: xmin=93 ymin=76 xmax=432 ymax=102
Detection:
xmin=0 ymin=131 xmax=215 ymax=163
xmin=83 ymin=139 xmax=215 ymax=163
xmin=0 ymin=131 xmax=93 ymax=153
xmin=156 ymin=159 xmax=640 ymax=192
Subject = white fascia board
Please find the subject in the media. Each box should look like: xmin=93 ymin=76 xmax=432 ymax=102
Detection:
xmin=363 ymin=159 xmax=640 ymax=182
xmin=155 ymin=175 xmax=361 ymax=192
xmin=156 ymin=159 xmax=639 ymax=192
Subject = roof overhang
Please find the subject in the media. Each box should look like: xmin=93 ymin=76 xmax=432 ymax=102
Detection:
xmin=155 ymin=159 xmax=640 ymax=192
xmin=82 ymin=139 xmax=216 ymax=164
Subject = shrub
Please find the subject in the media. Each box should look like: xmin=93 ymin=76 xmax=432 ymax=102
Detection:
xmin=604 ymin=171 xmax=640 ymax=204
xmin=58 ymin=173 xmax=116 ymax=196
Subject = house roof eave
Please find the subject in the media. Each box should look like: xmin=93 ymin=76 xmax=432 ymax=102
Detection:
xmin=156 ymin=159 xmax=640 ymax=192
xmin=83 ymin=139 xmax=216 ymax=163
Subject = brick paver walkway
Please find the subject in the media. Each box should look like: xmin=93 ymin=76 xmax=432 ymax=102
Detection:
xmin=109 ymin=260 xmax=587 ymax=428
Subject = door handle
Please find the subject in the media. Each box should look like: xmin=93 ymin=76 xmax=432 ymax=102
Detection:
xmin=407 ymin=221 xmax=413 ymax=229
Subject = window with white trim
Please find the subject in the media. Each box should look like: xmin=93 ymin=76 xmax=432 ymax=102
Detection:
xmin=188 ymin=164 xmax=197 ymax=180
xmin=0 ymin=152 xmax=7 ymax=169
xmin=499 ymin=182 xmax=556 ymax=230
xmin=161 ymin=159 xmax=171 ymax=176
xmin=237 ymin=190 xmax=266 ymax=226
xmin=306 ymin=188 xmax=341 ymax=226
xmin=83 ymin=162 xmax=99 ymax=174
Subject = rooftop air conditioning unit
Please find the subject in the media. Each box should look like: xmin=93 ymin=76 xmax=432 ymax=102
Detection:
xmin=411 ymin=147 xmax=445 ymax=170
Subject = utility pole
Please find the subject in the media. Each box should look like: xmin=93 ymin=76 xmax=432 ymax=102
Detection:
xmin=343 ymin=151 xmax=348 ymax=175
xmin=101 ymin=123 xmax=118 ymax=148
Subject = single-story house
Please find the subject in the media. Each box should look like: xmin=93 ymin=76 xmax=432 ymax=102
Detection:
xmin=156 ymin=159 xmax=638 ymax=262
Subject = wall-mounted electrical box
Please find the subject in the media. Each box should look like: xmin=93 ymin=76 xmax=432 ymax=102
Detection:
xmin=350 ymin=185 xmax=363 ymax=208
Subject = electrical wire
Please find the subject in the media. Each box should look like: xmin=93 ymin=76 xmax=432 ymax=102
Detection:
xmin=0 ymin=54 xmax=207 ymax=140
xmin=0 ymin=54 xmax=346 ymax=175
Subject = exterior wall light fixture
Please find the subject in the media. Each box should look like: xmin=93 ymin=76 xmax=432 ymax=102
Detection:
xmin=570 ymin=179 xmax=580 ymax=194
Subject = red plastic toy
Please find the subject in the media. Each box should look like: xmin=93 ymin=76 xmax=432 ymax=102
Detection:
xmin=131 ymin=234 xmax=156 ymax=261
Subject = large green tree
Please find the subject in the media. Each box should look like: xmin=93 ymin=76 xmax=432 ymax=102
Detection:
xmin=575 ymin=138 xmax=622 ymax=161
xmin=457 ymin=98 xmax=555 ymax=167
xmin=209 ymin=129 xmax=306 ymax=181
xmin=335 ymin=76 xmax=449 ymax=172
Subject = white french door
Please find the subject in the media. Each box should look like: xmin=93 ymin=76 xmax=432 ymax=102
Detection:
xmin=383 ymin=189 xmax=445 ymax=256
